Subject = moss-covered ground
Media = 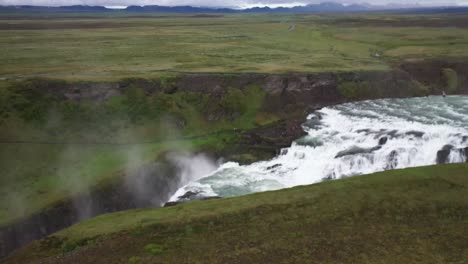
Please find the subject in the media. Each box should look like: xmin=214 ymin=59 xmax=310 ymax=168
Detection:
xmin=5 ymin=163 xmax=468 ymax=263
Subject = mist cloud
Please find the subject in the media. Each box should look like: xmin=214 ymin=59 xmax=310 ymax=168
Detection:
xmin=0 ymin=0 xmax=465 ymax=8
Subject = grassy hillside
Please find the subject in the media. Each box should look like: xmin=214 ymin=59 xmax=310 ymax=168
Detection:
xmin=5 ymin=163 xmax=468 ymax=263
xmin=1 ymin=14 xmax=468 ymax=80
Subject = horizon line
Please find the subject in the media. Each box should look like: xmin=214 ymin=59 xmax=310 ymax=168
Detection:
xmin=2 ymin=2 xmax=468 ymax=9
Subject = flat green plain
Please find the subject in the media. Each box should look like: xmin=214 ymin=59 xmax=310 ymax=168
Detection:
xmin=1 ymin=13 xmax=468 ymax=80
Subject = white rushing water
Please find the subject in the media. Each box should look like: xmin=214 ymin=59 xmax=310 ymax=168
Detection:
xmin=170 ymin=96 xmax=468 ymax=202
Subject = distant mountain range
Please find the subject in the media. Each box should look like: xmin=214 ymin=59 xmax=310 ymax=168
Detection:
xmin=1 ymin=2 xmax=468 ymax=14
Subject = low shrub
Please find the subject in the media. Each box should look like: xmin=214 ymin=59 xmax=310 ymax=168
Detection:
xmin=129 ymin=256 xmax=141 ymax=264
xmin=61 ymin=241 xmax=78 ymax=253
xmin=144 ymin=243 xmax=164 ymax=256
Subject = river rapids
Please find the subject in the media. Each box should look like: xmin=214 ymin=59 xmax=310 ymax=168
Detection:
xmin=170 ymin=96 xmax=468 ymax=202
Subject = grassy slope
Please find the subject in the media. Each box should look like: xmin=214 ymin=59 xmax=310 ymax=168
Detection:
xmin=1 ymin=14 xmax=468 ymax=80
xmin=6 ymin=163 xmax=468 ymax=263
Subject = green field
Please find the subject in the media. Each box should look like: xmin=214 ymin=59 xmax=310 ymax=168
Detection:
xmin=1 ymin=13 xmax=468 ymax=80
xmin=5 ymin=163 xmax=468 ymax=263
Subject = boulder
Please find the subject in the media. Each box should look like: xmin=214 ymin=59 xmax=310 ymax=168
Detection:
xmin=378 ymin=137 xmax=388 ymax=146
xmin=266 ymin=164 xmax=281 ymax=170
xmin=405 ymin=131 xmax=425 ymax=138
xmin=436 ymin=145 xmax=454 ymax=164
xmin=335 ymin=145 xmax=382 ymax=159
xmin=302 ymin=112 xmax=323 ymax=130
xmin=163 ymin=201 xmax=180 ymax=207
xmin=178 ymin=191 xmax=200 ymax=200
xmin=295 ymin=136 xmax=323 ymax=148
xmin=302 ymin=118 xmax=321 ymax=130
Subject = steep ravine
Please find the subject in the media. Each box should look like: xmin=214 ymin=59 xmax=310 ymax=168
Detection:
xmin=1 ymin=61 xmax=468 ymax=259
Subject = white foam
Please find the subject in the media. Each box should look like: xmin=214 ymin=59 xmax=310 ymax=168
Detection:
xmin=171 ymin=96 xmax=468 ymax=201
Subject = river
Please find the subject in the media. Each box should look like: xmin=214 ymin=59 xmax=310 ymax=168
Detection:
xmin=170 ymin=96 xmax=468 ymax=202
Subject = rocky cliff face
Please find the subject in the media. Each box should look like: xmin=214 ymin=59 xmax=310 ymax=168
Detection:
xmin=400 ymin=60 xmax=468 ymax=94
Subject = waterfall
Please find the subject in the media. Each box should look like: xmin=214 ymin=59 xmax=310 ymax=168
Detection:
xmin=170 ymin=96 xmax=468 ymax=202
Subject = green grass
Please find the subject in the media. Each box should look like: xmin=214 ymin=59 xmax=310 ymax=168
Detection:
xmin=1 ymin=13 xmax=468 ymax=80
xmin=6 ymin=163 xmax=468 ymax=263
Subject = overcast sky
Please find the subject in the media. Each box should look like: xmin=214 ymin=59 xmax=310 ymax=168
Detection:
xmin=1 ymin=0 xmax=467 ymax=8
